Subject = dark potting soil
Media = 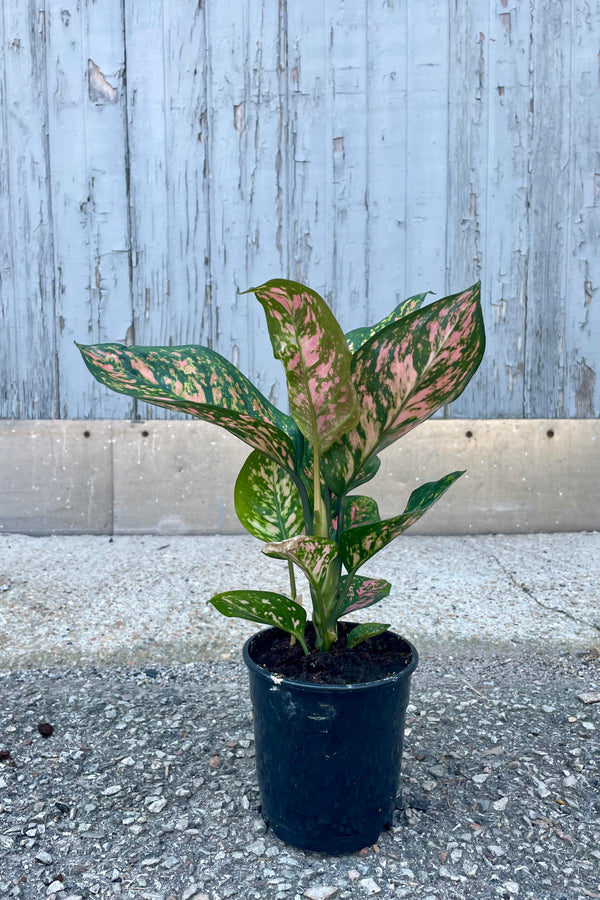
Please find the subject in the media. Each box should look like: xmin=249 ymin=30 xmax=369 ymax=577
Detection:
xmin=249 ymin=622 xmax=414 ymax=685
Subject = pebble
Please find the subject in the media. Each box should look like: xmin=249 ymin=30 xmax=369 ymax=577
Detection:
xmin=493 ymin=796 xmax=508 ymax=811
xmin=146 ymin=798 xmax=167 ymax=813
xmin=501 ymin=882 xmax=520 ymax=895
xmin=46 ymin=882 xmax=65 ymax=895
xmin=35 ymin=850 xmax=53 ymax=865
xmin=247 ymin=839 xmax=266 ymax=856
xmin=577 ymin=692 xmax=600 ymax=704
xmin=358 ymin=878 xmax=381 ymax=895
xmin=303 ymin=887 xmax=339 ymax=900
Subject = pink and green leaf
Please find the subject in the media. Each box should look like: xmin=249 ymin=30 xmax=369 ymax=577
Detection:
xmin=340 ymin=471 xmax=464 ymax=572
xmin=262 ymin=535 xmax=339 ymax=592
xmin=343 ymin=496 xmax=381 ymax=530
xmin=77 ymin=342 xmax=299 ymax=470
xmin=209 ymin=589 xmax=307 ymax=651
xmin=248 ymin=279 xmax=360 ymax=454
xmin=346 ymin=623 xmax=391 ymax=649
xmin=322 ymin=284 xmax=485 ymax=495
xmin=344 ymin=292 xmax=431 ymax=353
xmin=234 ymin=450 xmax=305 ymax=542
xmin=338 ymin=575 xmax=391 ymax=615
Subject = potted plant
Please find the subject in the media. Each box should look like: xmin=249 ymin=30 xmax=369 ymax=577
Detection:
xmin=78 ymin=278 xmax=485 ymax=853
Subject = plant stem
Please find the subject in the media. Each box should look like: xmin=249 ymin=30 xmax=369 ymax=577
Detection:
xmin=312 ymin=441 xmax=327 ymax=538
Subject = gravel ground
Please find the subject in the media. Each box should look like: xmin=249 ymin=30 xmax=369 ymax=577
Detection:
xmin=1 ymin=533 xmax=599 ymax=899
xmin=0 ymin=651 xmax=599 ymax=900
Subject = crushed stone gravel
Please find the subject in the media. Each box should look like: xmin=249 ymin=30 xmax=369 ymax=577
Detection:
xmin=0 ymin=650 xmax=599 ymax=900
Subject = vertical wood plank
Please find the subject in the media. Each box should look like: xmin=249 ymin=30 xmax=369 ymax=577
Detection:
xmin=563 ymin=0 xmax=600 ymax=417
xmin=327 ymin=0 xmax=369 ymax=327
xmin=124 ymin=0 xmax=213 ymax=418
xmin=46 ymin=0 xmax=132 ymax=418
xmin=448 ymin=0 xmax=531 ymax=418
xmin=524 ymin=0 xmax=571 ymax=417
xmin=364 ymin=0 xmax=408 ymax=324
xmin=122 ymin=0 xmax=170 ymax=366
xmin=0 ymin=1 xmax=56 ymax=417
xmin=404 ymin=0 xmax=449 ymax=296
xmin=205 ymin=0 xmax=287 ymax=405
xmin=287 ymin=1 xmax=330 ymax=297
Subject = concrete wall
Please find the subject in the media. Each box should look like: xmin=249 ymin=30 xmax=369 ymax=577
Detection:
xmin=1 ymin=1 xmax=600 ymax=421
xmin=2 ymin=419 xmax=598 ymax=535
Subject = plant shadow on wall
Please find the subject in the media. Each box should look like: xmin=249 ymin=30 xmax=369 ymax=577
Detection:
xmin=78 ymin=279 xmax=485 ymax=853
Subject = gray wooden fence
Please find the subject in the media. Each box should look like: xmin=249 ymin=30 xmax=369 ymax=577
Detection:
xmin=2 ymin=0 xmax=599 ymax=422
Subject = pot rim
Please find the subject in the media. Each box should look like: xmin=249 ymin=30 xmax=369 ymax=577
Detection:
xmin=242 ymin=626 xmax=418 ymax=694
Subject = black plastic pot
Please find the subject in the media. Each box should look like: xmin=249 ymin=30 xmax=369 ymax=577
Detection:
xmin=243 ymin=627 xmax=418 ymax=854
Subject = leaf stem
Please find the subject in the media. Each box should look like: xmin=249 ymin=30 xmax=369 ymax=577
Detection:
xmin=288 ymin=561 xmax=297 ymax=601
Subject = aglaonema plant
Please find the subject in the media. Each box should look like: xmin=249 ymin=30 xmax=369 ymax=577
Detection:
xmin=78 ymin=279 xmax=485 ymax=654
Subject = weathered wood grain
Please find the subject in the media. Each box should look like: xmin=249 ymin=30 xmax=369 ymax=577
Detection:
xmin=524 ymin=0 xmax=568 ymax=417
xmin=1 ymin=1 xmax=599 ymax=421
xmin=563 ymin=0 xmax=600 ymax=419
xmin=447 ymin=0 xmax=531 ymax=418
xmin=45 ymin=0 xmax=132 ymax=418
xmin=0 ymin=2 xmax=56 ymax=417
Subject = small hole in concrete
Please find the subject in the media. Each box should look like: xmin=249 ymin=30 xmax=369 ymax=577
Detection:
xmin=465 ymin=430 xmax=473 ymax=439
xmin=83 ymin=430 xmax=91 ymax=438
xmin=546 ymin=429 xmax=554 ymax=438
xmin=141 ymin=430 xmax=149 ymax=437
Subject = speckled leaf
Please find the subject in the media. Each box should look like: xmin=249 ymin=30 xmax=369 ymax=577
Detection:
xmin=346 ymin=623 xmax=391 ymax=649
xmin=346 ymin=455 xmax=381 ymax=491
xmin=235 ymin=450 xmax=304 ymax=542
xmin=209 ymin=590 xmax=307 ymax=645
xmin=338 ymin=575 xmax=391 ymax=615
xmin=340 ymin=471 xmax=464 ymax=572
xmin=343 ymin=496 xmax=381 ymax=530
xmin=322 ymin=284 xmax=485 ymax=495
xmin=262 ymin=535 xmax=339 ymax=592
xmin=345 ymin=292 xmax=431 ymax=352
xmin=248 ymin=279 xmax=360 ymax=453
xmin=77 ymin=342 xmax=298 ymax=470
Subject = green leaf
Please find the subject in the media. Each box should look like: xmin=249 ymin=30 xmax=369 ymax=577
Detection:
xmin=340 ymin=471 xmax=464 ymax=572
xmin=234 ymin=450 xmax=304 ymax=542
xmin=248 ymin=279 xmax=360 ymax=454
xmin=322 ymin=284 xmax=485 ymax=495
xmin=346 ymin=623 xmax=391 ymax=649
xmin=338 ymin=575 xmax=391 ymax=615
xmin=77 ymin=342 xmax=299 ymax=471
xmin=209 ymin=590 xmax=307 ymax=650
xmin=344 ymin=292 xmax=431 ymax=352
xmin=262 ymin=535 xmax=338 ymax=592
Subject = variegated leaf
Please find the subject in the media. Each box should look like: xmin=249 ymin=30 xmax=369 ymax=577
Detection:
xmin=343 ymin=496 xmax=381 ymax=530
xmin=235 ymin=450 xmax=305 ymax=542
xmin=338 ymin=575 xmax=391 ymax=615
xmin=322 ymin=284 xmax=485 ymax=495
xmin=248 ymin=279 xmax=360 ymax=453
xmin=209 ymin=590 xmax=307 ymax=650
xmin=262 ymin=535 xmax=338 ymax=592
xmin=77 ymin=342 xmax=299 ymax=470
xmin=346 ymin=623 xmax=391 ymax=649
xmin=340 ymin=471 xmax=464 ymax=572
xmin=344 ymin=292 xmax=431 ymax=352
xmin=346 ymin=454 xmax=381 ymax=491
